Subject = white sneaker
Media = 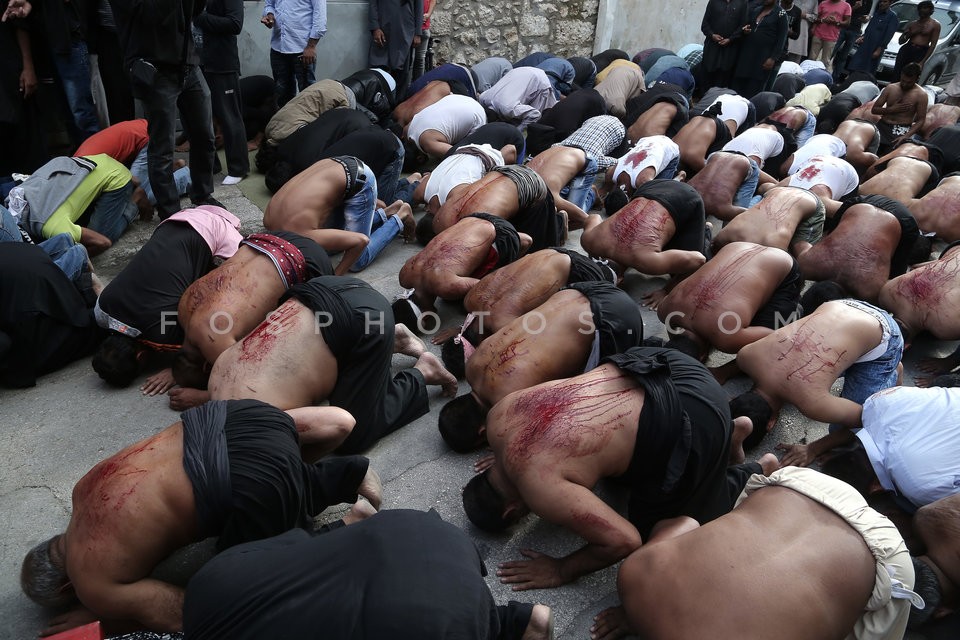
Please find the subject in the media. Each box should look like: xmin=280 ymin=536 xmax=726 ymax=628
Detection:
xmin=222 ymin=175 xmax=244 ymax=185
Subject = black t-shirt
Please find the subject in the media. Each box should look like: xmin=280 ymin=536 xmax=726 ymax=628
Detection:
xmin=98 ymin=221 xmax=212 ymax=344
xmin=277 ymin=108 xmax=373 ymax=174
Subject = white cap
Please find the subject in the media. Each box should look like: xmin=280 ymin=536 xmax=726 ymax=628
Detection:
xmin=372 ymin=68 xmax=397 ymax=93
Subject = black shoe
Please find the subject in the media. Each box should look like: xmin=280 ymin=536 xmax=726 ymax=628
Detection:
xmin=192 ymin=196 xmax=225 ymax=209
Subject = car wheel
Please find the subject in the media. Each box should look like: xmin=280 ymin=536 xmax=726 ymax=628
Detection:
xmin=924 ymin=67 xmax=944 ymax=86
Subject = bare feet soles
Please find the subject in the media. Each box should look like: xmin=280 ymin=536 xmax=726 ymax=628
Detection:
xmin=342 ymin=497 xmax=378 ymax=525
xmin=356 ymin=467 xmax=383 ymax=510
xmin=728 ymin=416 xmax=752 ymax=464
xmin=523 ymin=604 xmax=555 ymax=640
xmin=414 ymin=352 xmax=459 ymax=397
xmin=590 ymin=605 xmax=630 ymax=640
xmin=758 ymin=453 xmax=781 ymax=476
xmin=394 ymin=323 xmax=426 ymax=357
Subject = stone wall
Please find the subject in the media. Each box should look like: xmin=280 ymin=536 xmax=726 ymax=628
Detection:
xmin=429 ymin=0 xmax=600 ymax=66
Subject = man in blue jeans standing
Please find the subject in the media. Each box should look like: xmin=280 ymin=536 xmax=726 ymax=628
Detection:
xmin=262 ymin=0 xmax=326 ymax=107
xmin=111 ymin=0 xmax=219 ymax=220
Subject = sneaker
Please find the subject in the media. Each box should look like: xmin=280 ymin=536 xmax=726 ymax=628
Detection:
xmin=222 ymin=175 xmax=245 ymax=186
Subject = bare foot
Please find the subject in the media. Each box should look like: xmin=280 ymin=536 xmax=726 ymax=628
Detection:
xmin=523 ymin=604 xmax=555 ymax=640
xmin=173 ymin=159 xmax=187 ymax=170
xmin=591 ymin=605 xmax=630 ymax=640
xmin=729 ymin=416 xmax=751 ymax=464
xmin=406 ymin=172 xmax=423 ymax=183
xmin=395 ymin=203 xmax=416 ymax=242
xmin=342 ymin=497 xmax=378 ymax=525
xmin=430 ymin=326 xmax=461 ymax=345
xmin=673 ymin=170 xmax=687 ymax=182
xmin=758 ymin=453 xmax=781 ymax=476
xmin=394 ymin=323 xmax=426 ymax=357
xmin=916 ymin=353 xmax=960 ymax=375
xmin=356 ymin=467 xmax=383 ymax=510
xmin=559 ymin=209 xmax=569 ymax=244
xmin=90 ymin=271 xmax=104 ymax=297
xmin=414 ymin=351 xmax=458 ymax=397
xmin=168 ymin=387 xmax=211 ymax=411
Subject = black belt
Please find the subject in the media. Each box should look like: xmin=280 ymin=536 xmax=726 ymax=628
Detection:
xmin=331 ymin=156 xmax=367 ymax=198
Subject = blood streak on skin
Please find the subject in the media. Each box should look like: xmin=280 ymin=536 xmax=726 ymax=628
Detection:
xmin=486 ymin=337 xmax=529 ymax=374
xmin=611 ymin=200 xmax=667 ymax=247
xmin=689 ymin=246 xmax=761 ymax=316
xmin=508 ymin=377 xmax=632 ymax=464
xmin=897 ymin=259 xmax=958 ymax=304
xmin=238 ymin=302 xmax=300 ymax=362
xmin=570 ymin=511 xmax=617 ymax=537
xmin=776 ymin=322 xmax=847 ymax=382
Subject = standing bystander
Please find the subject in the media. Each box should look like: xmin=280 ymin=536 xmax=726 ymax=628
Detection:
xmin=810 ymin=0 xmax=852 ymax=72
xmin=894 ymin=0 xmax=940 ymax=79
xmin=700 ymin=0 xmax=750 ymax=91
xmin=261 ymin=0 xmax=326 ymax=108
xmin=368 ymin=0 xmax=423 ymax=97
xmin=412 ymin=0 xmax=434 ymax=81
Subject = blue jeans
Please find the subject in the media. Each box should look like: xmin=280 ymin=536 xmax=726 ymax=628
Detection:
xmin=376 ymin=135 xmax=406 ymax=204
xmin=561 ymin=153 xmax=601 ymax=211
xmin=829 ymin=303 xmax=904 ymax=432
xmin=796 ymin=109 xmax=817 ymax=149
xmin=271 ymin=49 xmax=316 ymax=107
xmin=656 ymin=155 xmax=681 ymax=180
xmin=53 ymin=40 xmax=100 ymax=142
xmin=332 ymin=164 xmax=402 ymax=271
xmin=88 ymin=182 xmax=138 ymax=241
xmin=1 ymin=205 xmax=89 ymax=285
xmin=733 ymin=156 xmax=761 ymax=208
xmin=130 ymin=147 xmax=191 ymax=206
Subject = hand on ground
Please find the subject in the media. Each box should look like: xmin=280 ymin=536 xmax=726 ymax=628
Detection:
xmin=641 ymin=288 xmax=667 ymax=310
xmin=591 ymin=605 xmax=632 ymax=640
xmin=141 ymin=368 xmax=175 ymax=396
xmin=474 ymin=452 xmax=495 ymax=473
xmin=497 ymin=549 xmax=566 ymax=591
xmin=776 ymin=442 xmax=814 ymax=467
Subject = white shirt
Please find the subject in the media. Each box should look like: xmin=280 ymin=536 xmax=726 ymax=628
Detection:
xmin=858 ymin=386 xmax=960 ymax=507
xmin=787 ymin=155 xmax=859 ymax=198
xmin=778 ymin=61 xmax=802 ymax=76
xmin=423 ymin=144 xmax=504 ymax=205
xmin=613 ymin=135 xmax=680 ymax=180
xmin=788 ymin=134 xmax=847 ymax=175
xmin=407 ymin=94 xmax=487 ymax=153
xmin=707 ymin=94 xmax=751 ymax=128
xmin=722 ymin=127 xmax=784 ymax=166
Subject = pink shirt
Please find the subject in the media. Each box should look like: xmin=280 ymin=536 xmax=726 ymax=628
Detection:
xmin=812 ymin=0 xmax=852 ymax=42
xmin=162 ymin=206 xmax=243 ymax=259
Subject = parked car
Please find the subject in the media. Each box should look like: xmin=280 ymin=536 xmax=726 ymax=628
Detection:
xmin=878 ymin=0 xmax=960 ymax=85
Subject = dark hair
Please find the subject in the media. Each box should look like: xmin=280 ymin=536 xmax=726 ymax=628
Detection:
xmin=391 ymin=299 xmax=421 ymax=335
xmin=254 ymin=142 xmax=278 ymax=173
xmin=799 ymin=280 xmax=848 ymax=317
xmin=438 ymin=394 xmax=488 ymax=452
xmin=818 ymin=440 xmax=876 ymax=495
xmin=21 ymin=536 xmax=75 ymax=609
xmin=666 ymin=333 xmax=707 ymax=361
xmin=908 ymin=557 xmax=942 ymax=628
xmin=918 ymin=0 xmax=934 ymax=11
xmin=172 ymin=349 xmax=210 ymax=390
xmin=463 ymin=471 xmax=512 ymax=532
xmin=440 ymin=336 xmax=467 ymax=379
xmin=729 ymin=391 xmax=773 ymax=450
xmin=402 ymin=139 xmax=428 ymax=172
xmin=908 ymin=234 xmax=934 ymax=265
xmin=416 ymin=213 xmax=436 ymax=246
xmin=264 ymin=160 xmax=295 ymax=194
xmin=604 ymin=187 xmax=629 ymax=217
xmin=902 ymin=62 xmax=922 ymax=80
xmin=446 ymin=79 xmax=470 ymax=96
xmin=92 ymin=334 xmax=141 ymax=387
xmin=931 ymin=373 xmax=960 ymax=388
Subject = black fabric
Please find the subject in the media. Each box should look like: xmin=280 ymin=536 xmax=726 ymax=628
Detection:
xmin=816 ymin=93 xmax=861 ymax=134
xmin=750 ymin=91 xmax=785 ymax=123
xmin=894 ymin=42 xmax=928 ymax=78
xmin=512 ymin=187 xmax=563 ymax=252
xmin=184 ymin=509 xmax=519 ymax=640
xmin=181 ymin=399 xmax=370 ymax=551
xmin=566 ymin=281 xmax=644 ymax=357
xmin=604 ymin=347 xmax=733 ymax=539
xmin=281 ymin=277 xmax=430 ymax=453
xmin=831 ymin=194 xmax=921 ymax=278
xmin=771 ymin=73 xmax=805 ymax=102
xmin=528 ymin=88 xmax=607 ymax=155
xmin=111 ymin=0 xmax=200 ymax=68
xmin=554 ymin=248 xmax=617 ymax=284
xmin=941 ymin=239 xmax=960 ymax=259
xmin=568 ymin=57 xmax=597 ymax=88
xmin=341 ymin=69 xmax=395 ymax=122
xmin=0 ymin=244 xmax=103 ymax=388
xmin=275 ymin=109 xmax=372 ymax=175
xmin=192 ymin=0 xmax=242 ymax=73
xmin=706 ymin=114 xmax=734 ymax=155
xmin=98 ymin=221 xmax=213 ymax=344
xmin=468 ymin=213 xmax=522 ymax=269
xmin=267 ymin=231 xmax=334 ymax=279
xmin=321 ymin=128 xmax=399 ymax=177
xmin=239 ymin=75 xmax=277 ymax=140
xmin=624 ymin=83 xmax=691 ymax=138
xmin=634 ymin=179 xmax=708 ymax=254
xmin=591 ymin=49 xmax=630 ymax=75
xmin=405 ymin=63 xmax=477 ymax=100
xmin=926 ymin=124 xmax=960 ymax=175
xmin=691 ymin=87 xmax=738 ymax=116
xmin=751 ymin=258 xmax=803 ymax=329
xmin=445 ymin=122 xmax=525 ymax=160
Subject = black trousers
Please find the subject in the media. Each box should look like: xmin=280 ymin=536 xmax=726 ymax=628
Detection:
xmin=205 ymin=71 xmax=250 ymax=178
